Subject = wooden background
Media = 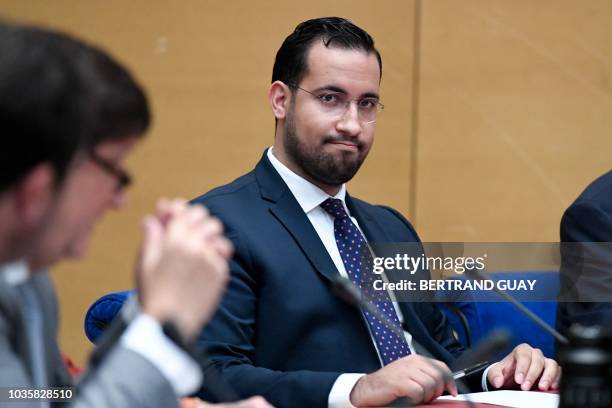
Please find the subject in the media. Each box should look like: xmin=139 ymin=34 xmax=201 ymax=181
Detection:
xmin=1 ymin=0 xmax=610 ymax=365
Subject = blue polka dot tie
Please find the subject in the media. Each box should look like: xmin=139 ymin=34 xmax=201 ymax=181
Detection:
xmin=320 ymin=198 xmax=410 ymax=365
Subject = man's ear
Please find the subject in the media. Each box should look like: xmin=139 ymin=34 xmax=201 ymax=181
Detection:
xmin=14 ymin=163 xmax=57 ymax=228
xmin=268 ymin=81 xmax=292 ymax=120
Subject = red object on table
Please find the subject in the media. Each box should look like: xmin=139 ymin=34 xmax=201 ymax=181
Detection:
xmin=62 ymin=352 xmax=83 ymax=378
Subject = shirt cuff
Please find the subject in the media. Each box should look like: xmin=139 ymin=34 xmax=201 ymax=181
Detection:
xmin=328 ymin=373 xmax=366 ymax=408
xmin=120 ymin=313 xmax=203 ymax=396
xmin=481 ymin=362 xmax=499 ymax=391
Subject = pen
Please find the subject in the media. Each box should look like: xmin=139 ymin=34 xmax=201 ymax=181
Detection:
xmin=452 ymin=361 xmax=491 ymax=379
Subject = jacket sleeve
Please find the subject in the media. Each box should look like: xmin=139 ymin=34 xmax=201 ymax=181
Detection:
xmin=72 ymin=346 xmax=179 ymax=408
xmin=196 ymin=231 xmax=342 ymax=408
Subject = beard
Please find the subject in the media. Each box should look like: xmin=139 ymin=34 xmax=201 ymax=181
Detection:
xmin=283 ymin=107 xmax=369 ymax=186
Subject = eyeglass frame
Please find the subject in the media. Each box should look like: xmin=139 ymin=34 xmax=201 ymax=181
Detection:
xmin=88 ymin=150 xmax=132 ymax=192
xmin=287 ymin=83 xmax=384 ymax=124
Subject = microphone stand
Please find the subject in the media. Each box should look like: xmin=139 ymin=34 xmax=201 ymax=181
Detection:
xmin=464 ymin=268 xmax=569 ymax=345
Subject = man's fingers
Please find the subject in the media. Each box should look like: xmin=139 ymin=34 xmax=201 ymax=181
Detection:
xmin=155 ymin=197 xmax=170 ymax=219
xmin=156 ymin=198 xmax=188 ymax=225
xmin=537 ymin=358 xmax=559 ymax=390
xmin=489 ymin=359 xmax=514 ymax=389
xmin=221 ymin=396 xmax=274 ymax=408
xmin=192 ymin=203 xmax=209 ymax=217
xmin=236 ymin=396 xmax=274 ymax=408
xmin=180 ymin=397 xmax=207 ymax=408
xmin=172 ymin=203 xmax=204 ymax=227
xmin=512 ymin=344 xmax=533 ymax=385
xmin=413 ymin=367 xmax=439 ymax=402
xmin=426 ymin=359 xmax=457 ymax=396
xmin=521 ymin=348 xmax=544 ymax=390
xmin=401 ymin=381 xmax=425 ymax=405
xmin=199 ymin=217 xmax=224 ymax=239
xmin=185 ymin=204 xmax=208 ymax=225
xmin=487 ymin=364 xmax=502 ymax=389
xmin=551 ymin=366 xmax=562 ymax=389
xmin=167 ymin=204 xmax=222 ymax=244
xmin=185 ymin=396 xmax=274 ymax=408
xmin=139 ymin=215 xmax=163 ymax=275
xmin=211 ymin=236 xmax=234 ymax=259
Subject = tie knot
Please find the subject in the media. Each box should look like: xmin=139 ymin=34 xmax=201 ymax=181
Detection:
xmin=320 ymin=198 xmax=349 ymax=219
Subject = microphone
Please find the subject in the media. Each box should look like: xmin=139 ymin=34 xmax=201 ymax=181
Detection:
xmin=331 ymin=275 xmax=511 ymax=368
xmin=331 ymin=275 xmax=483 ymax=407
xmin=464 ymin=268 xmax=569 ymax=345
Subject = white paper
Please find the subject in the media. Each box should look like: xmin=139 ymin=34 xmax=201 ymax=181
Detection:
xmin=436 ymin=390 xmax=559 ymax=408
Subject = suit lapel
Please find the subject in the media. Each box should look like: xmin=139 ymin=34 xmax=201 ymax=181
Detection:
xmin=0 ymin=271 xmax=35 ymax=380
xmin=30 ymin=271 xmax=73 ymax=386
xmin=0 ymin=269 xmax=69 ymax=387
xmin=346 ymin=195 xmax=394 ymax=244
xmin=270 ymin=195 xmax=341 ymax=282
xmin=0 ymin=276 xmax=21 ymax=325
xmin=255 ymin=153 xmax=340 ymax=283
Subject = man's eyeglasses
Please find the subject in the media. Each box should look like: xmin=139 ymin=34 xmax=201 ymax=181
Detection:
xmin=290 ymin=85 xmax=384 ymax=124
xmin=89 ymin=151 xmax=132 ymax=192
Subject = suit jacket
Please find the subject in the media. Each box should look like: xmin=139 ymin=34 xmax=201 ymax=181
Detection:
xmin=0 ymin=268 xmax=179 ymax=408
xmin=557 ymin=170 xmax=612 ymax=336
xmin=193 ymin=152 xmax=476 ymax=407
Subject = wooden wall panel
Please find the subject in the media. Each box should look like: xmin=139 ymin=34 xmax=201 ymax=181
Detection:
xmin=416 ymin=0 xmax=612 ymax=241
xmin=0 ymin=1 xmax=415 ymax=365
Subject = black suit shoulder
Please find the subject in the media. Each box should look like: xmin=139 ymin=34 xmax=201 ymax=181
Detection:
xmin=348 ymin=196 xmax=422 ymax=243
xmin=193 ymin=170 xmax=258 ymax=203
xmin=572 ymin=171 xmax=612 ymax=205
xmin=562 ymin=171 xmax=612 ymax=242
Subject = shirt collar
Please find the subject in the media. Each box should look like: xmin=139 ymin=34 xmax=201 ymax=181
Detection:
xmin=267 ymin=147 xmax=348 ymax=214
xmin=0 ymin=260 xmax=31 ymax=286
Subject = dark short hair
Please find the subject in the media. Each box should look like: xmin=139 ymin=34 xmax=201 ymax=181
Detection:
xmin=0 ymin=22 xmax=150 ymax=191
xmin=272 ymin=17 xmax=382 ymax=87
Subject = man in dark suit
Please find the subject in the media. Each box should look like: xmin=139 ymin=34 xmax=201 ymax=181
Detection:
xmin=194 ymin=17 xmax=560 ymax=407
xmin=0 ymin=22 xmax=270 ymax=408
xmin=557 ymin=171 xmax=612 ymax=336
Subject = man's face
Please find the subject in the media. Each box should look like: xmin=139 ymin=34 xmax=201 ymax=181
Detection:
xmin=278 ymin=41 xmax=381 ymax=190
xmin=27 ymin=137 xmax=137 ymax=269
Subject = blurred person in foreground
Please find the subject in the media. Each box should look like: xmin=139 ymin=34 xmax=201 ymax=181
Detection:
xmin=0 ymin=22 xmax=270 ymax=408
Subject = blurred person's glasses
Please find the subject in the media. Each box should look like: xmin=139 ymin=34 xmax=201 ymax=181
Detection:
xmin=89 ymin=151 xmax=132 ymax=191
xmin=290 ymin=84 xmax=384 ymax=124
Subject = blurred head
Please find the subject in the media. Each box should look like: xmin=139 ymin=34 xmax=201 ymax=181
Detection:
xmin=268 ymin=17 xmax=382 ymax=195
xmin=0 ymin=22 xmax=150 ymax=269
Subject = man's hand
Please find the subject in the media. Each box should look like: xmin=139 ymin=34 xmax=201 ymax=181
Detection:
xmin=181 ymin=396 xmax=274 ymax=408
xmin=350 ymin=355 xmax=457 ymax=407
xmin=487 ymin=343 xmax=561 ymax=391
xmin=137 ymin=198 xmax=233 ymax=343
